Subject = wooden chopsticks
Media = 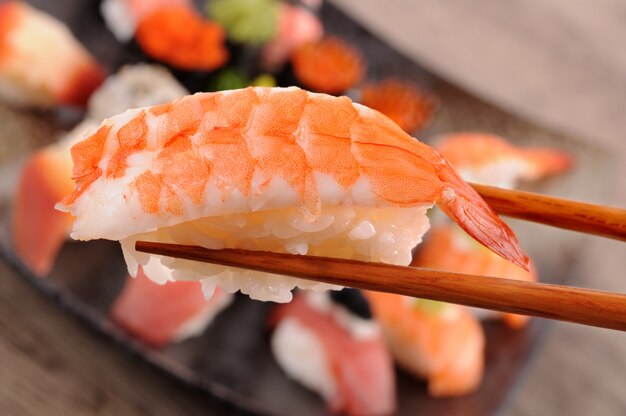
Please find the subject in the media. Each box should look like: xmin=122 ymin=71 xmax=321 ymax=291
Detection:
xmin=471 ymin=183 xmax=626 ymax=241
xmin=135 ymin=242 xmax=626 ymax=331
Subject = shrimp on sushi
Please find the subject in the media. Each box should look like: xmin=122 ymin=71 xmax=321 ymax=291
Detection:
xmin=56 ymin=87 xmax=528 ymax=303
xmin=365 ymin=291 xmax=485 ymax=397
xmin=414 ymin=132 xmax=573 ymax=327
xmin=111 ymin=265 xmax=233 ymax=347
xmin=269 ymin=289 xmax=396 ymax=415
xmin=0 ymin=2 xmax=105 ymax=108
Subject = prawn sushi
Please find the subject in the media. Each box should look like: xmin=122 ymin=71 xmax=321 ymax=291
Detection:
xmin=0 ymin=2 xmax=105 ymax=108
xmin=436 ymin=132 xmax=572 ymax=189
xmin=111 ymin=265 xmax=233 ymax=347
xmin=365 ymin=291 xmax=485 ymax=397
xmin=56 ymin=87 xmax=528 ymax=302
xmin=269 ymin=289 xmax=396 ymax=415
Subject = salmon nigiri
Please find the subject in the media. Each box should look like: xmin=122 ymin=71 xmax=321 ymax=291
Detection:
xmin=56 ymin=87 xmax=528 ymax=303
xmin=366 ymin=291 xmax=485 ymax=397
xmin=12 ymin=121 xmax=97 ymax=276
xmin=0 ymin=2 xmax=105 ymax=107
xmin=415 ymin=132 xmax=573 ymax=327
xmin=270 ymin=290 xmax=396 ymax=415
xmin=111 ymin=265 xmax=232 ymax=347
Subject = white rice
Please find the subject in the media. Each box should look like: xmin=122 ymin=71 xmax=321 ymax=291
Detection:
xmin=120 ymin=202 xmax=431 ymax=303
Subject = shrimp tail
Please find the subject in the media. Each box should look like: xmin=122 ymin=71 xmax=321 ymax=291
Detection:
xmin=436 ymin=162 xmax=530 ymax=270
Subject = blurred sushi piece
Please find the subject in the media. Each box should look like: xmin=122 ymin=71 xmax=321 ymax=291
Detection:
xmin=436 ymin=132 xmax=572 ymax=189
xmin=360 ymin=78 xmax=435 ymax=134
xmin=12 ymin=65 xmax=187 ymax=277
xmin=207 ymin=0 xmax=280 ymax=45
xmin=414 ymin=132 xmax=573 ymax=327
xmin=291 ymin=36 xmax=365 ymax=94
xmin=412 ymin=225 xmax=539 ymax=328
xmin=87 ymin=64 xmax=188 ymax=120
xmin=101 ymin=0 xmax=194 ymax=42
xmin=111 ymin=265 xmax=233 ymax=347
xmin=261 ymin=1 xmax=323 ymax=72
xmin=12 ymin=121 xmax=97 ymax=276
xmin=135 ymin=6 xmax=229 ymax=71
xmin=366 ymin=291 xmax=485 ymax=398
xmin=270 ymin=289 xmax=396 ymax=415
xmin=0 ymin=2 xmax=105 ymax=108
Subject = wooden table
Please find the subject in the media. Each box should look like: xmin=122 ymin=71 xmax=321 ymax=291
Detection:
xmin=2 ymin=1 xmax=625 ymax=414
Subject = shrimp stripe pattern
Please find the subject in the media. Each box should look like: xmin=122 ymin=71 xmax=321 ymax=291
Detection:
xmin=59 ymin=87 xmax=528 ymax=269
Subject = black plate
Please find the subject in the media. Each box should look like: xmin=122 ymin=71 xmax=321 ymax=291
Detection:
xmin=0 ymin=1 xmax=616 ymax=415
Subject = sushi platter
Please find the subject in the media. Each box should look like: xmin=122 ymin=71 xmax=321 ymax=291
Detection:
xmin=0 ymin=0 xmax=617 ymax=415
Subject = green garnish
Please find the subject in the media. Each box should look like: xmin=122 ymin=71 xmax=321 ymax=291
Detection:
xmin=207 ymin=0 xmax=279 ymax=45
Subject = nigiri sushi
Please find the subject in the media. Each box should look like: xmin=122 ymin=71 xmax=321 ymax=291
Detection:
xmin=101 ymin=0 xmax=194 ymax=42
xmin=0 ymin=2 xmax=105 ymax=108
xmin=111 ymin=265 xmax=232 ymax=347
xmin=12 ymin=65 xmax=187 ymax=277
xmin=56 ymin=87 xmax=528 ymax=303
xmin=270 ymin=289 xmax=396 ymax=415
xmin=412 ymin=225 xmax=538 ymax=328
xmin=365 ymin=291 xmax=485 ymax=397
xmin=436 ymin=132 xmax=572 ymax=189
xmin=12 ymin=121 xmax=97 ymax=276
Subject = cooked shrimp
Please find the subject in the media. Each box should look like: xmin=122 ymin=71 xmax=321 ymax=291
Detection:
xmin=365 ymin=291 xmax=485 ymax=397
xmin=57 ymin=87 xmax=528 ymax=301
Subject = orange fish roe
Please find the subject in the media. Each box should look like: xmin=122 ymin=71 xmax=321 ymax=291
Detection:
xmin=360 ymin=78 xmax=434 ymax=133
xmin=135 ymin=7 xmax=228 ymax=71
xmin=291 ymin=36 xmax=365 ymax=94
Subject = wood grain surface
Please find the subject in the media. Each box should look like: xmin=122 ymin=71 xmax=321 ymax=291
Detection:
xmin=1 ymin=1 xmax=626 ymax=415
